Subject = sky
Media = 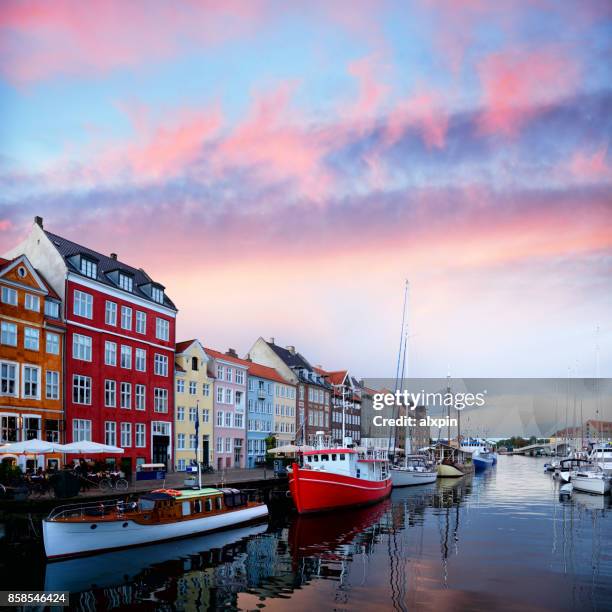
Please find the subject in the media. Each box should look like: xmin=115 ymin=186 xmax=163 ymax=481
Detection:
xmin=0 ymin=0 xmax=611 ymax=379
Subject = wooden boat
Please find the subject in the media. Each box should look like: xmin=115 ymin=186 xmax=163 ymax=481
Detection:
xmin=288 ymin=444 xmax=392 ymax=514
xmin=391 ymin=455 xmax=437 ymax=487
xmin=432 ymin=444 xmax=475 ymax=478
xmin=43 ymin=487 xmax=268 ymax=560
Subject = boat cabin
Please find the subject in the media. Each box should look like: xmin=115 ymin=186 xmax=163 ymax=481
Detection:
xmin=301 ymin=448 xmax=389 ymax=480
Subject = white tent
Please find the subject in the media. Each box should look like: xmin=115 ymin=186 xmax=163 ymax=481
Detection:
xmin=61 ymin=441 xmax=124 ymax=454
xmin=0 ymin=438 xmax=66 ymax=454
xmin=269 ymin=444 xmax=314 ymax=454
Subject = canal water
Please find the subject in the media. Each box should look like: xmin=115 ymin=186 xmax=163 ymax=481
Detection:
xmin=6 ymin=455 xmax=612 ymax=611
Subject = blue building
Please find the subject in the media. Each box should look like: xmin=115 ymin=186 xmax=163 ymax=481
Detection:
xmin=246 ymin=362 xmax=281 ymax=468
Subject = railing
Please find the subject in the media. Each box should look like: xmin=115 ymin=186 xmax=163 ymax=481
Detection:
xmin=48 ymin=498 xmax=136 ymax=521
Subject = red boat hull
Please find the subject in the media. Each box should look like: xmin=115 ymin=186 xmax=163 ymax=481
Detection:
xmin=289 ymin=463 xmax=392 ymax=514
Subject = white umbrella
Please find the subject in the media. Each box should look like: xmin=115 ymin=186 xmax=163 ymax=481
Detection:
xmin=61 ymin=440 xmax=124 ymax=454
xmin=0 ymin=438 xmax=66 ymax=454
xmin=269 ymin=444 xmax=314 ymax=454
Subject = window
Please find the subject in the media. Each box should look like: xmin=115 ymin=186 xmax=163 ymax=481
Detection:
xmin=1 ymin=286 xmax=17 ymax=305
xmin=225 ymin=437 xmax=231 ymax=452
xmin=189 ymin=407 xmax=197 ymax=422
xmin=177 ymin=433 xmax=186 ymax=450
xmin=73 ymin=375 xmax=91 ymax=404
xmin=216 ymin=386 xmax=223 ymax=403
xmin=25 ymin=293 xmax=40 ymax=312
xmin=105 ymin=341 xmax=117 ymax=366
xmin=23 ymin=365 xmax=40 ymax=398
xmin=105 ymin=380 xmax=116 ymax=407
xmin=1 ymin=362 xmax=18 ymax=396
xmin=154 ymin=354 xmax=168 ymax=376
xmin=203 ymin=383 xmax=210 ymax=397
xmin=154 ymin=388 xmax=168 ymax=413
xmin=135 ymin=423 xmax=145 ymax=447
xmin=105 ymin=421 xmax=117 ymax=446
xmin=189 ymin=434 xmax=197 ymax=450
xmin=135 ymin=384 xmax=146 ymax=410
xmin=236 ymin=370 xmax=244 ymax=384
xmin=120 ymin=345 xmax=132 ymax=369
xmin=135 ymin=348 xmax=146 ymax=372
xmin=189 ymin=381 xmax=197 ymax=395
xmin=121 ymin=305 xmax=132 ymax=330
xmin=225 ymin=412 xmax=232 ymax=427
xmin=24 ymin=327 xmax=40 ymax=351
xmin=191 ymin=356 xmax=199 ymax=371
xmin=136 ymin=311 xmax=146 ymax=334
xmin=46 ymin=370 xmax=60 ymax=400
xmin=118 ymin=273 xmax=133 ymax=292
xmin=216 ymin=437 xmax=223 ymax=452
xmin=1 ymin=321 xmax=17 ymax=346
xmin=80 ymin=258 xmax=97 ymax=278
xmin=120 ymin=422 xmax=132 ymax=447
xmin=44 ymin=300 xmax=60 ymax=318
xmin=226 ymin=368 xmax=233 ymax=383
xmin=234 ymin=413 xmax=243 ymax=428
xmin=177 ymin=459 xmax=186 ymax=471
xmin=73 ymin=419 xmax=91 ymax=442
xmin=105 ymin=301 xmax=117 ymax=326
xmin=217 ymin=411 xmax=223 ymax=426
xmin=203 ymin=409 xmax=210 ymax=423
xmin=46 ymin=332 xmax=60 ymax=355
xmin=177 ymin=406 xmax=185 ymax=421
xmin=120 ymin=382 xmax=132 ymax=409
xmin=72 ymin=334 xmax=92 ymax=361
xmin=155 ymin=318 xmax=169 ymax=341
xmin=217 ymin=365 xmax=224 ymax=380
xmin=177 ymin=379 xmax=185 ymax=393
xmin=45 ymin=419 xmax=60 ymax=443
xmin=73 ymin=290 xmax=93 ymax=318
xmin=225 ymin=388 xmax=232 ymax=404
xmin=151 ymin=286 xmax=164 ymax=303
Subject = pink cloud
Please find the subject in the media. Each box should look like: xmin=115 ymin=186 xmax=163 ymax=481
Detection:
xmin=347 ymin=55 xmax=389 ymax=125
xmin=0 ymin=0 xmax=268 ymax=84
xmin=568 ymin=147 xmax=611 ymax=182
xmin=477 ymin=47 xmax=579 ymax=137
xmin=0 ymin=219 xmax=12 ymax=231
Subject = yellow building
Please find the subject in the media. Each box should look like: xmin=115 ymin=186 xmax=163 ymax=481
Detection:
xmin=273 ymin=378 xmax=297 ymax=447
xmin=174 ymin=340 xmax=214 ymax=471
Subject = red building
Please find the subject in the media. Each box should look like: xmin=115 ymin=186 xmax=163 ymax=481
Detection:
xmin=6 ymin=217 xmax=177 ymax=474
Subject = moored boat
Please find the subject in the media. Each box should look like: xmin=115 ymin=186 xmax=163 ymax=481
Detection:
xmin=288 ymin=441 xmax=392 ymax=514
xmin=571 ymin=468 xmax=611 ymax=496
xmin=43 ymin=487 xmax=268 ymax=560
xmin=432 ymin=443 xmax=475 ymax=478
xmin=588 ymin=444 xmax=612 ymax=476
xmin=391 ymin=455 xmax=437 ymax=487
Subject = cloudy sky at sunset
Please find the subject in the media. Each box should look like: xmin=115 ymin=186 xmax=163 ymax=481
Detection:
xmin=1 ymin=1 xmax=611 ymax=378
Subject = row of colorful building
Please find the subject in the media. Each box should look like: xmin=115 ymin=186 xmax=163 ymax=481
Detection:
xmin=0 ymin=217 xmax=371 ymax=473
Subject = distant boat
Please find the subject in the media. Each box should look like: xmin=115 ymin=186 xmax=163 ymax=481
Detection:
xmin=43 ymin=487 xmax=268 ymax=559
xmin=391 ymin=455 xmax=437 ymax=487
xmin=461 ymin=438 xmax=495 ymax=471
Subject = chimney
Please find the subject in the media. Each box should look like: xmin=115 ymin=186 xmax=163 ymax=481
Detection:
xmin=226 ymin=348 xmax=238 ymax=358
xmin=286 ymin=345 xmax=295 ymax=354
xmin=268 ymin=337 xmax=275 ymax=344
xmin=110 ymin=253 xmax=118 ymax=260
xmin=34 ymin=216 xmax=44 ymax=228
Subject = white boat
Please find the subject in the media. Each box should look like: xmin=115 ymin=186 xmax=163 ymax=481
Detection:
xmin=571 ymin=468 xmax=611 ymax=496
xmin=43 ymin=487 xmax=268 ymax=559
xmin=391 ymin=455 xmax=437 ymax=487
xmin=555 ymin=458 xmax=593 ymax=482
xmin=588 ymin=444 xmax=612 ymax=475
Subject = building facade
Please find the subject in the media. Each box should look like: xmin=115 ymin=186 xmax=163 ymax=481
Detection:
xmin=174 ymin=340 xmax=214 ymax=471
xmin=273 ymin=377 xmax=296 ymax=447
xmin=0 ymin=254 xmax=65 ymax=470
xmin=206 ymin=348 xmax=247 ymax=470
xmin=5 ymin=217 xmax=177 ymax=474
xmin=248 ymin=338 xmax=331 ymax=445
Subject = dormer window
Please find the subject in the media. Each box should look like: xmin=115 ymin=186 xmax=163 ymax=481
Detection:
xmin=151 ymin=286 xmax=164 ymax=303
xmin=118 ymin=273 xmax=133 ymax=292
xmin=80 ymin=258 xmax=97 ymax=279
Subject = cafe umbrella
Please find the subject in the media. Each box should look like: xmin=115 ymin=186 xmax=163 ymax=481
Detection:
xmin=60 ymin=441 xmax=124 ymax=454
xmin=0 ymin=438 xmax=68 ymax=469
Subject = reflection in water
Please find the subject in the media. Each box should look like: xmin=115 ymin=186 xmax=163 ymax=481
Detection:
xmin=39 ymin=456 xmax=611 ymax=611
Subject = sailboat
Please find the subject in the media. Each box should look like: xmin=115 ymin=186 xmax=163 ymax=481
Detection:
xmin=389 ymin=281 xmax=438 ymax=488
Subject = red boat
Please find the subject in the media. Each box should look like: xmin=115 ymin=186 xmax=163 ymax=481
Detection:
xmin=289 ymin=444 xmax=392 ymax=514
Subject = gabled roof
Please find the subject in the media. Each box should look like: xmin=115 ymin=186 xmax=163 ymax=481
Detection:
xmin=0 ymin=254 xmax=60 ymax=300
xmin=247 ymin=362 xmax=290 ymax=385
xmin=44 ymin=230 xmax=176 ymax=310
xmin=204 ymin=347 xmax=250 ymax=368
xmin=266 ymin=341 xmax=331 ymax=388
xmin=176 ymin=339 xmax=197 ymax=354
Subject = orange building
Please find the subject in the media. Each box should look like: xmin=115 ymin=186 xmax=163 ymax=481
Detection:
xmin=0 ymin=254 xmax=65 ymax=470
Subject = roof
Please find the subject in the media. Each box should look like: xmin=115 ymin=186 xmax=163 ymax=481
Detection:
xmin=204 ymin=347 xmax=250 ymax=368
xmin=175 ymin=361 xmax=186 ymax=373
xmin=44 ymin=229 xmax=176 ymax=310
xmin=327 ymin=370 xmax=348 ymax=385
xmin=247 ymin=362 xmax=290 ymax=384
xmin=266 ymin=341 xmax=331 ymax=388
xmin=0 ymin=254 xmax=60 ymax=300
xmin=176 ymin=339 xmax=197 ymax=354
